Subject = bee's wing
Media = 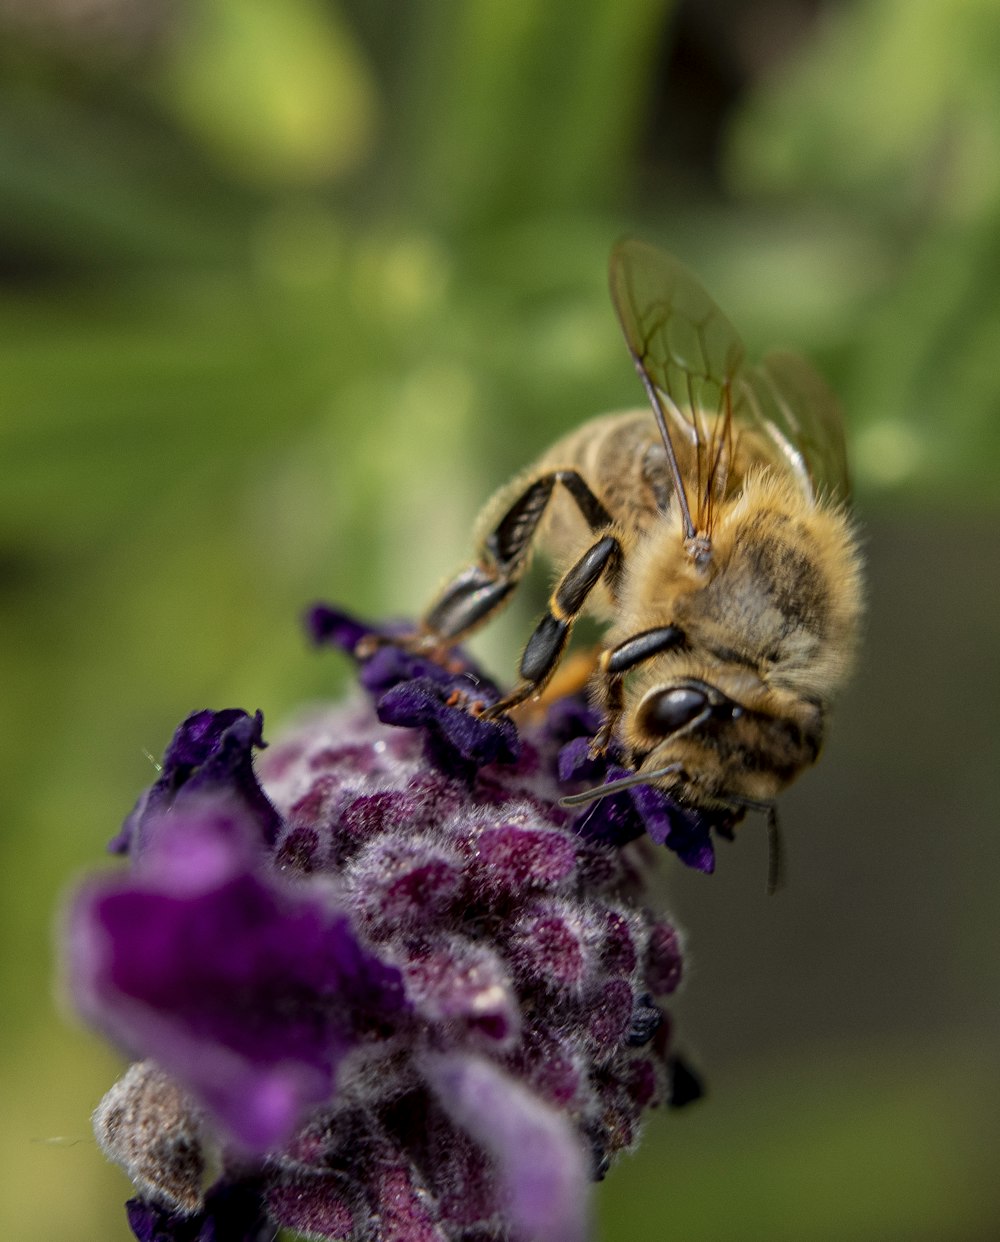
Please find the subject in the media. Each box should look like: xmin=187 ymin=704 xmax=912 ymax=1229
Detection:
xmin=736 ymin=350 xmax=851 ymax=505
xmin=609 ymin=239 xmax=747 ymax=536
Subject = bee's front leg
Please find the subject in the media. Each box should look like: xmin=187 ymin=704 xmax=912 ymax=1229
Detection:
xmin=419 ymin=564 xmax=518 ymax=645
xmin=588 ymin=626 xmax=687 ymax=756
xmin=589 ymin=662 xmax=624 ymax=757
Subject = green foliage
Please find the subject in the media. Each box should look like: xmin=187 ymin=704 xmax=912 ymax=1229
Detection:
xmin=727 ymin=0 xmax=1000 ymax=496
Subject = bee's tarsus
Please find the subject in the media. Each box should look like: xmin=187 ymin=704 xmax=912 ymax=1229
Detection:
xmin=353 ymin=633 xmax=388 ymax=659
xmin=587 ymin=736 xmax=610 ymax=761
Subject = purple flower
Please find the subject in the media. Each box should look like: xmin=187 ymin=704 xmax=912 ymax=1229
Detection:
xmin=69 ymin=612 xmax=710 ymax=1242
xmin=308 ymin=604 xmax=519 ymax=779
xmin=424 ymin=1054 xmax=587 ymax=1242
xmin=125 ymin=1178 xmax=271 ymax=1242
xmin=555 ymin=720 xmax=729 ymax=874
xmin=71 ymin=793 xmax=406 ymax=1153
xmin=111 ymin=709 xmax=282 ymax=856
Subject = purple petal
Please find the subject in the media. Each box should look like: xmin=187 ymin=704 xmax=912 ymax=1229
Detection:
xmin=306 ymin=604 xmax=372 ymax=654
xmin=539 ymin=694 xmax=603 ymax=749
xmin=630 ymin=783 xmax=716 ymax=873
xmin=70 ymin=795 xmax=406 ymax=1151
xmin=377 ymin=678 xmax=519 ymax=778
xmin=567 ymin=790 xmax=648 ymax=850
xmin=559 ymin=740 xmax=645 ymax=849
xmin=556 ymin=736 xmax=606 ymax=787
xmin=360 ymin=646 xmax=452 ymax=697
xmin=307 ymin=606 xmax=463 ymax=695
xmin=125 ymin=1179 xmax=271 ymax=1242
xmin=559 ymin=738 xmax=717 ymax=870
xmin=307 ymin=604 xmax=519 ymax=779
xmin=425 ymin=1053 xmax=588 ymax=1242
xmin=114 ymin=710 xmax=281 ymax=857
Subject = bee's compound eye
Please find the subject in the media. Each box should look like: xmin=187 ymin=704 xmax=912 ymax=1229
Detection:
xmin=637 ymin=686 xmax=708 ymax=736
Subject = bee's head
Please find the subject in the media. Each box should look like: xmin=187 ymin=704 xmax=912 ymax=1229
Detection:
xmin=625 ymin=672 xmax=825 ymax=807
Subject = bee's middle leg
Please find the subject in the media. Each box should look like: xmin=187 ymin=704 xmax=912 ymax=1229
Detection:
xmin=481 ymin=534 xmax=621 ymax=718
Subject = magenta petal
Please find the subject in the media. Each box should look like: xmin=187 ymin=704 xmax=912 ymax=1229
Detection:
xmin=403 ymin=939 xmax=518 ymax=1044
xmin=266 ymin=1168 xmax=357 ymax=1240
xmin=475 ymin=824 xmax=577 ymax=893
xmin=424 ymin=1053 xmax=588 ymax=1242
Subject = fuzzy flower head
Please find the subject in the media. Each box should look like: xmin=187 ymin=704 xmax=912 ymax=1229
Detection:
xmin=67 ymin=607 xmax=711 ymax=1242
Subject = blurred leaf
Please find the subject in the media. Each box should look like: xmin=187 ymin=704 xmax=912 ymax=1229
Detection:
xmin=0 ymin=269 xmax=349 ymax=553
xmin=392 ymin=0 xmax=673 ymax=228
xmin=0 ymin=85 xmax=255 ymax=266
xmin=721 ymin=0 xmax=1000 ymax=502
xmin=160 ymin=0 xmax=377 ymax=185
xmin=845 ymin=219 xmax=1000 ymax=495
xmin=727 ymin=0 xmax=1000 ymax=222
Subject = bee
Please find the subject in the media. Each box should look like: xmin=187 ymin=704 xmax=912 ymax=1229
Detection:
xmin=403 ymin=241 xmax=862 ymax=866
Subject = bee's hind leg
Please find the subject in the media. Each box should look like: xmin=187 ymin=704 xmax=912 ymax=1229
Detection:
xmin=415 ymin=470 xmax=613 ymax=647
xmin=419 ymin=564 xmax=518 ymax=645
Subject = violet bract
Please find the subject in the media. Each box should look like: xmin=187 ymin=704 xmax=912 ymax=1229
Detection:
xmin=67 ymin=605 xmax=716 ymax=1242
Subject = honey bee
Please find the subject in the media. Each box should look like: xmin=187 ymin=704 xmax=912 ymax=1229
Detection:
xmin=404 ymin=240 xmax=862 ymax=865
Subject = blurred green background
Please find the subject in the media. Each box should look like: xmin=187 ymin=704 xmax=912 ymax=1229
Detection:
xmin=2 ymin=0 xmax=999 ymax=1239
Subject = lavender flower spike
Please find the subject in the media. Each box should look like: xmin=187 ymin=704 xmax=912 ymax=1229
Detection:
xmin=68 ymin=611 xmax=704 ymax=1242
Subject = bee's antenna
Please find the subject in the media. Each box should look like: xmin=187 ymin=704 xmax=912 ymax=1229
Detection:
xmin=634 ymin=366 xmax=698 ymax=542
xmin=766 ymin=805 xmax=785 ymax=896
xmin=559 ymin=763 xmax=683 ymax=808
xmin=722 ymin=794 xmax=784 ymax=895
